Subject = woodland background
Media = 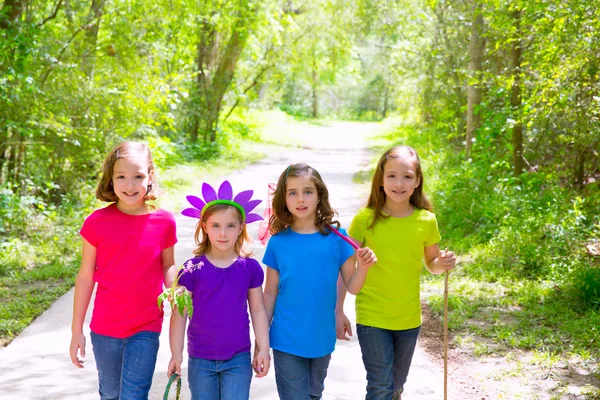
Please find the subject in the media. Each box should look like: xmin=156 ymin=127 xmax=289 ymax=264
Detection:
xmin=1 ymin=0 xmax=599 ymax=397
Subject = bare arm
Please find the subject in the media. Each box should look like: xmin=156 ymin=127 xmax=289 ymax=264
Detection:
xmin=263 ymin=267 xmax=280 ymax=324
xmin=167 ymin=300 xmax=188 ymax=377
xmin=424 ymin=244 xmax=457 ymax=275
xmin=339 ymin=247 xmax=377 ymax=295
xmin=162 ymin=245 xmax=176 ymax=288
xmin=248 ymin=286 xmax=270 ymax=377
xmin=69 ymin=238 xmax=96 ymax=369
xmin=335 ymin=274 xmax=352 ymax=340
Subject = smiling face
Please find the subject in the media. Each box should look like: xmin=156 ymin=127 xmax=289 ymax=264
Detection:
xmin=111 ymin=154 xmax=153 ymax=212
xmin=382 ymin=155 xmax=421 ymax=206
xmin=202 ymin=207 xmax=244 ymax=254
xmin=285 ymin=175 xmax=319 ymax=224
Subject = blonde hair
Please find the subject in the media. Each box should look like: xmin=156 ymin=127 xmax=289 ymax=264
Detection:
xmin=367 ymin=145 xmax=433 ymax=229
xmin=269 ymin=163 xmax=340 ymax=235
xmin=96 ymin=141 xmax=159 ymax=202
xmin=193 ymin=204 xmax=251 ymax=257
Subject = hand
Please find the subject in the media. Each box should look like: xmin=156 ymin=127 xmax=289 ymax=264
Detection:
xmin=439 ymin=248 xmax=457 ymax=271
xmin=69 ymin=331 xmax=86 ymax=369
xmin=167 ymin=285 xmax=187 ymax=303
xmin=252 ymin=349 xmax=270 ymax=378
xmin=336 ymin=311 xmax=353 ymax=340
xmin=356 ymin=247 xmax=377 ymax=269
xmin=167 ymin=355 xmax=183 ymax=378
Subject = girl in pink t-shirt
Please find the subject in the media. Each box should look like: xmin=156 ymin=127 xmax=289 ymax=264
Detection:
xmin=69 ymin=141 xmax=178 ymax=399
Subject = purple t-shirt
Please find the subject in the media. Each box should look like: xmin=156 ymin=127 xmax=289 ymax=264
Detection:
xmin=178 ymin=255 xmax=264 ymax=360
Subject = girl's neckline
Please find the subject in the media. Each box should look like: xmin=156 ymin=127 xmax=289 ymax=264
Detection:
xmin=381 ymin=207 xmax=418 ymax=220
xmin=202 ymin=254 xmax=241 ymax=270
xmin=288 ymin=226 xmax=320 ymax=235
xmin=113 ymin=202 xmax=153 ymax=216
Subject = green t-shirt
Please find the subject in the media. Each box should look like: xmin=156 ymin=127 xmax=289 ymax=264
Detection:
xmin=348 ymin=207 xmax=441 ymax=330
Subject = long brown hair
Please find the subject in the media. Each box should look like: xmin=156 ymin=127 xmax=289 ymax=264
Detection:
xmin=269 ymin=163 xmax=340 ymax=235
xmin=193 ymin=203 xmax=251 ymax=257
xmin=96 ymin=141 xmax=160 ymax=202
xmin=367 ymin=145 xmax=433 ymax=229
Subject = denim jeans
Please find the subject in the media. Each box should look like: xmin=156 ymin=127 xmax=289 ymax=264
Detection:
xmin=356 ymin=324 xmax=421 ymax=400
xmin=188 ymin=351 xmax=252 ymax=400
xmin=90 ymin=330 xmax=160 ymax=400
xmin=273 ymin=350 xmax=332 ymax=400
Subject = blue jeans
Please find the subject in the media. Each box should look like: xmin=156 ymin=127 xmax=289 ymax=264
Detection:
xmin=90 ymin=330 xmax=160 ymax=400
xmin=356 ymin=324 xmax=421 ymax=400
xmin=273 ymin=350 xmax=331 ymax=400
xmin=188 ymin=351 xmax=252 ymax=400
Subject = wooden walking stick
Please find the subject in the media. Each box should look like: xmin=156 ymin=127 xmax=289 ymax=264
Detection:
xmin=444 ymin=268 xmax=449 ymax=400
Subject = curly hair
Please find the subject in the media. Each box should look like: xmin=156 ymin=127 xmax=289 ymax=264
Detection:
xmin=193 ymin=203 xmax=251 ymax=257
xmin=367 ymin=145 xmax=433 ymax=229
xmin=269 ymin=163 xmax=340 ymax=235
xmin=96 ymin=141 xmax=160 ymax=203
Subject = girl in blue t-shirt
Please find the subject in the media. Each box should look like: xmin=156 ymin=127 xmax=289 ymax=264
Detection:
xmin=168 ymin=181 xmax=270 ymax=400
xmin=263 ymin=163 xmax=377 ymax=400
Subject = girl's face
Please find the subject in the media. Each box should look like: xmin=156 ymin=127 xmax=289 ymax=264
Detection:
xmin=285 ymin=175 xmax=319 ymax=223
xmin=112 ymin=154 xmax=153 ymax=211
xmin=382 ymin=156 xmax=420 ymax=205
xmin=202 ymin=208 xmax=243 ymax=253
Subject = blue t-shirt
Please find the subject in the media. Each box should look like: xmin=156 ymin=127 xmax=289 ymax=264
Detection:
xmin=262 ymin=227 xmax=355 ymax=358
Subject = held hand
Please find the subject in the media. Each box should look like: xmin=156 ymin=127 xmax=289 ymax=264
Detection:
xmin=167 ymin=285 xmax=187 ymax=303
xmin=356 ymin=247 xmax=377 ymax=269
xmin=439 ymin=248 xmax=457 ymax=271
xmin=69 ymin=331 xmax=86 ymax=369
xmin=336 ymin=312 xmax=353 ymax=340
xmin=167 ymin=355 xmax=183 ymax=378
xmin=252 ymin=349 xmax=271 ymax=378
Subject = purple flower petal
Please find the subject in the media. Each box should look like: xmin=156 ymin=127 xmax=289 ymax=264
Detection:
xmin=233 ymin=190 xmax=253 ymax=205
xmin=242 ymin=199 xmax=262 ymax=214
xmin=181 ymin=208 xmax=201 ymax=219
xmin=186 ymin=195 xmax=206 ymax=210
xmin=218 ymin=181 xmax=233 ymax=200
xmin=202 ymin=183 xmax=218 ymax=203
xmin=245 ymin=213 xmax=264 ymax=223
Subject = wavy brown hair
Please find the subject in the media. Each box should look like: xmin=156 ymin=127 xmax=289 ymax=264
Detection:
xmin=366 ymin=145 xmax=433 ymax=229
xmin=269 ymin=163 xmax=339 ymax=235
xmin=96 ymin=141 xmax=160 ymax=203
xmin=193 ymin=203 xmax=251 ymax=257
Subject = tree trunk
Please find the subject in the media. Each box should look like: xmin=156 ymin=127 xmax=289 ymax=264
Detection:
xmin=0 ymin=0 xmax=25 ymax=30
xmin=312 ymin=64 xmax=318 ymax=118
xmin=574 ymin=146 xmax=586 ymax=189
xmin=466 ymin=3 xmax=485 ymax=156
xmin=511 ymin=9 xmax=524 ymax=176
xmin=192 ymin=8 xmax=252 ymax=142
xmin=81 ymin=0 xmax=103 ymax=79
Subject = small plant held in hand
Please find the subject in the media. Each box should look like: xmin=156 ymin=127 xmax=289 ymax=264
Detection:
xmin=157 ymin=260 xmax=201 ymax=317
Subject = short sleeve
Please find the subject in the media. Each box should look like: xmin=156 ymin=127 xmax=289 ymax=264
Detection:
xmin=247 ymin=258 xmax=265 ymax=288
xmin=425 ymin=213 xmax=442 ymax=247
xmin=80 ymin=212 xmax=99 ymax=247
xmin=348 ymin=209 xmax=367 ymax=243
xmin=161 ymin=210 xmax=178 ymax=249
xmin=177 ymin=260 xmax=196 ymax=292
xmin=262 ymin=238 xmax=279 ymax=271
xmin=337 ymin=228 xmax=355 ymax=265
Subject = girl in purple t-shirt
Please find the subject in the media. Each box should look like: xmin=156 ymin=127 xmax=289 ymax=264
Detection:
xmin=168 ymin=181 xmax=270 ymax=400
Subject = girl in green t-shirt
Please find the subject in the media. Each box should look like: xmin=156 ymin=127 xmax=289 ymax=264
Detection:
xmin=337 ymin=145 xmax=457 ymax=400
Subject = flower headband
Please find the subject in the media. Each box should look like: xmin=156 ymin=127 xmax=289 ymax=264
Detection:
xmin=181 ymin=180 xmax=263 ymax=223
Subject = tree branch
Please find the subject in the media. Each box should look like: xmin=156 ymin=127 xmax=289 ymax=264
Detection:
xmin=222 ymin=65 xmax=271 ymax=122
xmin=36 ymin=0 xmax=63 ymax=28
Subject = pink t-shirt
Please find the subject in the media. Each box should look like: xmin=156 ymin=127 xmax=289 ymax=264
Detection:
xmin=80 ymin=203 xmax=177 ymax=338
